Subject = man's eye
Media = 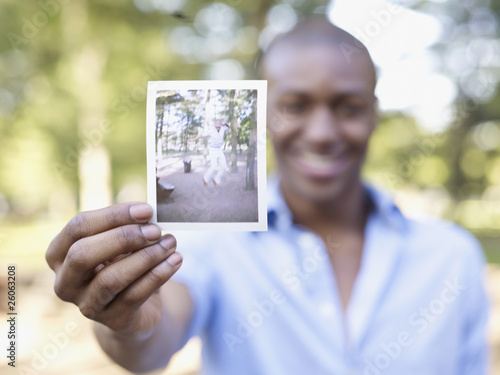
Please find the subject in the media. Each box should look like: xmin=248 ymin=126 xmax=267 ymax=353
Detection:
xmin=336 ymin=103 xmax=365 ymax=117
xmin=282 ymin=103 xmax=306 ymax=117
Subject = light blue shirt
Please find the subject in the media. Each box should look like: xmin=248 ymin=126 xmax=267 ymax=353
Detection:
xmin=173 ymin=178 xmax=489 ymax=375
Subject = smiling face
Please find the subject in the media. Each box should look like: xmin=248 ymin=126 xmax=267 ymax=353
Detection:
xmin=263 ymin=41 xmax=377 ymax=205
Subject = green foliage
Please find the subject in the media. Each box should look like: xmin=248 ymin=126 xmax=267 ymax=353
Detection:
xmin=1 ymin=0 xmax=499 ymax=237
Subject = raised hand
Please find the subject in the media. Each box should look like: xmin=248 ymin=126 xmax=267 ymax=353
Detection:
xmin=46 ymin=203 xmax=182 ymax=338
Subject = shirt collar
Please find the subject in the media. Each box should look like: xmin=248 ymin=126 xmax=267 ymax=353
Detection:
xmin=267 ymin=176 xmax=294 ymax=231
xmin=363 ymin=183 xmax=408 ymax=231
xmin=267 ymin=175 xmax=408 ymax=232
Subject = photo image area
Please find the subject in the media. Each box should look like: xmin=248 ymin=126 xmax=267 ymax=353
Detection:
xmin=147 ymin=81 xmax=267 ymax=231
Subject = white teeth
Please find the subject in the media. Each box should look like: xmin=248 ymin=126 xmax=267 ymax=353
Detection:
xmin=300 ymin=152 xmax=337 ymax=169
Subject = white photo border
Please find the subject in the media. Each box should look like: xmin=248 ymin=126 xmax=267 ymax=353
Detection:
xmin=146 ymin=80 xmax=268 ymax=231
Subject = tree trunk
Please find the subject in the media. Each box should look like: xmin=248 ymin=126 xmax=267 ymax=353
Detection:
xmin=229 ymin=89 xmax=238 ymax=173
xmin=203 ymin=90 xmax=211 ymax=164
xmin=184 ymin=114 xmax=190 ymax=154
xmin=164 ymin=105 xmax=170 ymax=154
xmin=156 ymin=108 xmax=164 ymax=157
xmin=246 ymin=91 xmax=257 ymax=190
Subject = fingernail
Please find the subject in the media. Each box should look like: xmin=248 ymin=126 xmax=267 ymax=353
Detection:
xmin=166 ymin=252 xmax=183 ymax=266
xmin=141 ymin=225 xmax=161 ymax=241
xmin=130 ymin=204 xmax=152 ymax=220
xmin=160 ymin=236 xmax=176 ymax=251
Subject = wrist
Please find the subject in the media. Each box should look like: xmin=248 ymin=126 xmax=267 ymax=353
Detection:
xmin=95 ymin=321 xmax=156 ymax=347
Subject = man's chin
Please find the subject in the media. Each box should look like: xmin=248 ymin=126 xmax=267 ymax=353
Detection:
xmin=305 ymin=186 xmax=345 ymax=205
xmin=285 ymin=177 xmax=349 ymax=206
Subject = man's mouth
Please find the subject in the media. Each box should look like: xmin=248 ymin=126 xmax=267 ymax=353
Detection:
xmin=292 ymin=150 xmax=348 ymax=178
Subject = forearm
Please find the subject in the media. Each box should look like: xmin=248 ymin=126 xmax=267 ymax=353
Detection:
xmin=94 ymin=308 xmax=184 ymax=373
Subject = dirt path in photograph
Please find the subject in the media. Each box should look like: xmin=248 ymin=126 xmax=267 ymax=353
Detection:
xmin=156 ymin=153 xmax=258 ymax=223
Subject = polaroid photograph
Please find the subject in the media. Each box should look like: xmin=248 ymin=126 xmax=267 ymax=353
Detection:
xmin=146 ymin=80 xmax=268 ymax=231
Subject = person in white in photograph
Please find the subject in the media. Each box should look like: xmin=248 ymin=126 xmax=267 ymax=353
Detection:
xmin=189 ymin=119 xmax=230 ymax=188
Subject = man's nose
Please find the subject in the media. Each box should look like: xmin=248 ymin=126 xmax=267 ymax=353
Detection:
xmin=304 ymin=105 xmax=340 ymax=144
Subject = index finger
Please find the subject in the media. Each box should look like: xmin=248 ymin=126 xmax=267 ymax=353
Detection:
xmin=46 ymin=202 xmax=153 ymax=269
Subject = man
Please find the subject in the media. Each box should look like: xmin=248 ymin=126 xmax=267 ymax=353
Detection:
xmin=189 ymin=119 xmax=230 ymax=188
xmin=46 ymin=18 xmax=489 ymax=374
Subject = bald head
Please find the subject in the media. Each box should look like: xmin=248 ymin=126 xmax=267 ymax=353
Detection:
xmin=260 ymin=17 xmax=378 ymax=206
xmin=258 ymin=18 xmax=377 ymax=88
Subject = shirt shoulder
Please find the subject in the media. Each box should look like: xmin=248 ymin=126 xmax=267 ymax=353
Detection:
xmin=365 ymin=183 xmax=485 ymax=265
xmin=407 ymin=217 xmax=483 ymax=258
xmin=397 ymin=217 xmax=487 ymax=286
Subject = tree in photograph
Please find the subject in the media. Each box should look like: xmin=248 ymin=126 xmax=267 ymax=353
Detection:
xmin=156 ymin=92 xmax=184 ymax=157
xmin=236 ymin=90 xmax=254 ymax=153
xmin=228 ymin=89 xmax=238 ymax=173
xmin=175 ymin=90 xmax=202 ymax=154
xmin=155 ymin=105 xmax=165 ymax=156
xmin=202 ymin=89 xmax=212 ymax=163
xmin=246 ymin=90 xmax=258 ymax=191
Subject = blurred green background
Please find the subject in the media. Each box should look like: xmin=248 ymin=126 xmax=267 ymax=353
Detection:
xmin=1 ymin=0 xmax=499 ymax=265
xmin=0 ymin=0 xmax=499 ymax=374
